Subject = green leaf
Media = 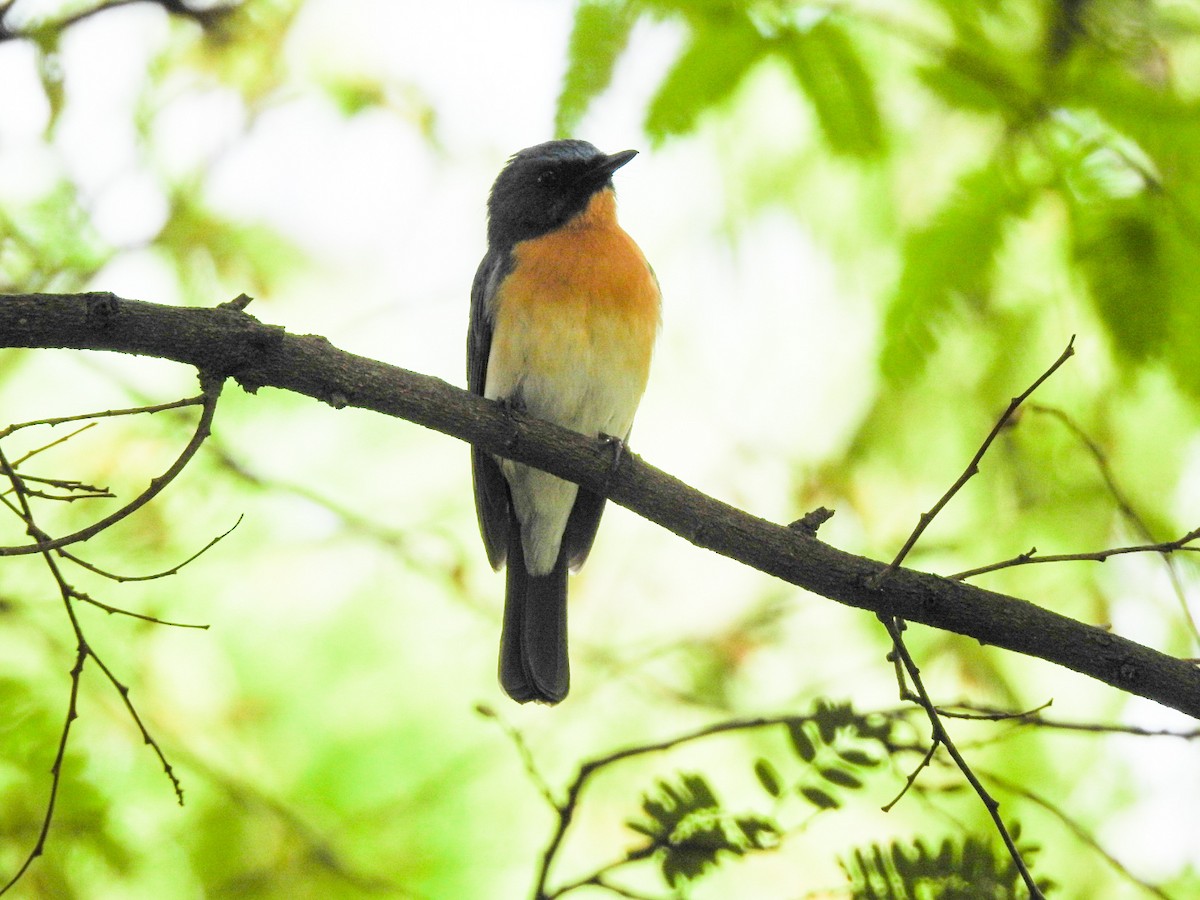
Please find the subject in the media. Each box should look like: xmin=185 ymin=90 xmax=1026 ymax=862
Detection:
xmin=843 ymin=834 xmax=1047 ymax=900
xmin=662 ymin=821 xmax=740 ymax=886
xmin=786 ymin=719 xmax=817 ymax=762
xmin=1167 ymin=235 xmax=1200 ymax=399
xmin=555 ymin=0 xmax=636 ymax=138
xmin=753 ymin=758 xmax=782 ymax=797
xmin=820 ymin=767 xmax=864 ymax=789
xmin=835 ymin=747 xmax=881 ymax=768
xmin=644 ymin=13 xmax=766 ymax=143
xmin=800 ymin=785 xmax=840 ymax=809
xmin=776 ymin=19 xmax=884 ymax=157
xmin=916 ymin=47 xmax=1017 ymax=113
xmin=812 ymin=700 xmax=843 ymax=744
xmin=736 ymin=815 xmax=781 ymax=849
xmin=629 ymin=772 xmax=721 ymax=840
xmin=1071 ymin=200 xmax=1171 ymax=362
xmin=880 ymin=161 xmax=1033 ymax=384
xmin=32 ymin=28 xmax=65 ymax=135
xmin=320 ymin=74 xmax=388 ymax=117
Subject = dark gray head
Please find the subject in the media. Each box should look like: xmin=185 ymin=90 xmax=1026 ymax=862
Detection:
xmin=486 ymin=139 xmax=638 ymax=247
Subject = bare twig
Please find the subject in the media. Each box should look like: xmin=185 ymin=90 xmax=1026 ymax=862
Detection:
xmin=938 ymin=702 xmax=1200 ymax=739
xmin=5 ymin=423 xmax=98 ymax=462
xmin=0 ymin=386 xmax=226 ymax=895
xmin=983 ymin=769 xmax=1174 ymax=900
xmin=869 ymin=341 xmax=1079 ymax=899
xmin=878 ymin=617 xmax=1044 ymax=899
xmin=877 ymin=337 xmax=1076 ymax=578
xmin=0 ymin=395 xmax=206 ymax=439
xmin=1029 ymin=404 xmax=1200 ymax=645
xmin=475 ymin=705 xmax=559 ymax=811
xmin=950 ymin=527 xmax=1200 ymax=581
xmin=59 ymin=515 xmax=242 ymax=584
xmin=70 ymin=589 xmax=209 ymax=629
xmin=0 ymin=385 xmax=221 ymax=556
xmin=0 ymin=442 xmax=182 ymax=895
xmin=881 ymin=740 xmax=938 ymax=813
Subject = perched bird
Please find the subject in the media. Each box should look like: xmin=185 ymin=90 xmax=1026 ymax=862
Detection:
xmin=468 ymin=140 xmax=661 ymax=704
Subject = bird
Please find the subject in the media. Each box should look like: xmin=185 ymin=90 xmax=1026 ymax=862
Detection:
xmin=468 ymin=139 xmax=661 ymax=704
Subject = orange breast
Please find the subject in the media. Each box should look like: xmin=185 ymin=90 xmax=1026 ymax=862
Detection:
xmin=489 ymin=189 xmax=660 ymax=408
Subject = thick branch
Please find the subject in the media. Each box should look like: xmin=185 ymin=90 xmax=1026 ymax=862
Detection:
xmin=4 ymin=292 xmax=1200 ymax=718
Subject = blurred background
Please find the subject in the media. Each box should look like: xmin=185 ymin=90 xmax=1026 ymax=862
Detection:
xmin=1 ymin=0 xmax=1199 ymax=897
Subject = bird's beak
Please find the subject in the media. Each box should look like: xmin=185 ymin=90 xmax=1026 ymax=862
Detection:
xmin=575 ymin=149 xmax=638 ymax=192
xmin=594 ymin=149 xmax=638 ymax=179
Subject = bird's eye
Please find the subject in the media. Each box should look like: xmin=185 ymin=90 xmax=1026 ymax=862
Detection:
xmin=536 ymin=169 xmax=560 ymax=186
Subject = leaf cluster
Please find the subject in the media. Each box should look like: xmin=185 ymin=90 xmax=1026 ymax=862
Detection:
xmin=622 ymin=701 xmax=896 ymax=891
xmin=842 ymin=832 xmax=1056 ymax=900
xmin=559 ymin=0 xmax=883 ymax=157
xmin=628 ymin=772 xmax=780 ymax=888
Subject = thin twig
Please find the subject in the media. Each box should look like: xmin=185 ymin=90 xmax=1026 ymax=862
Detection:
xmin=528 ymin=713 xmax=853 ymax=899
xmin=876 ymin=337 xmax=1076 ymax=578
xmin=868 ymin=342 xmax=1079 ymax=895
xmin=950 ymin=527 xmax=1200 ymax=580
xmin=881 ymin=740 xmax=938 ymax=813
xmin=0 ymin=390 xmax=221 ymax=895
xmin=937 ymin=699 xmax=1054 ymax=721
xmin=83 ymin=647 xmax=184 ymax=804
xmin=0 ymin=385 xmax=221 ymax=556
xmin=0 ymin=490 xmax=208 ymax=630
xmin=70 ymin=589 xmax=209 ymax=629
xmin=549 ymin=846 xmax=665 ymax=900
xmin=0 ymin=395 xmax=205 ymax=439
xmin=1030 ymin=404 xmax=1200 ymax=645
xmin=59 ymin=515 xmax=243 ymax=584
xmin=938 ymin=702 xmax=1200 ymax=739
xmin=982 ymin=769 xmax=1174 ymax=900
xmin=879 ymin=618 xmax=1045 ymax=899
xmin=6 ymin=423 xmax=98 ymax=463
xmin=476 ymin=705 xmax=559 ymax=811
xmin=0 ymin=447 xmax=95 ymax=895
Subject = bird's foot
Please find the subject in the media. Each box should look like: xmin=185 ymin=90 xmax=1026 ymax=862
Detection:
xmin=598 ymin=432 xmax=627 ymax=474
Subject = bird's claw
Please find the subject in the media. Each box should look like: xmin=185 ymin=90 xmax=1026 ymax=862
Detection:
xmin=598 ymin=432 xmax=627 ymax=474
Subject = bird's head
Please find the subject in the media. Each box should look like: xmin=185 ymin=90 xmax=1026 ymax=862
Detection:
xmin=486 ymin=139 xmax=637 ymax=247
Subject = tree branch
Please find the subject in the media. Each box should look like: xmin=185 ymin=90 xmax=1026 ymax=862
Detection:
xmin=4 ymin=292 xmax=1200 ymax=718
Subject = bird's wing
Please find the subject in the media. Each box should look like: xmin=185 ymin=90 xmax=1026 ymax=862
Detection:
xmin=469 ymin=248 xmax=513 ymax=570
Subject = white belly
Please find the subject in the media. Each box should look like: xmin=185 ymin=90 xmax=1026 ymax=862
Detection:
xmin=485 ymin=302 xmax=649 ymax=575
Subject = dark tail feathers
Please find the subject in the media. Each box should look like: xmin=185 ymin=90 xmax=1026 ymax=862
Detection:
xmin=498 ymin=538 xmax=569 ymax=704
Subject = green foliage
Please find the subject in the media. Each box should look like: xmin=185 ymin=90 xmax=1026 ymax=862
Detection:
xmin=621 ymin=702 xmax=896 ymax=890
xmin=643 ymin=10 xmax=766 ymax=143
xmin=628 ymin=772 xmax=780 ymax=887
xmin=841 ymin=834 xmax=1056 ymax=900
xmin=782 ymin=700 xmax=888 ymax=811
xmin=156 ymin=190 xmax=306 ymax=302
xmin=775 ymin=17 xmax=884 ymax=157
xmin=880 ymin=159 xmax=1035 ymax=384
xmin=556 ymin=0 xmax=637 ymax=137
xmin=179 ymin=0 xmax=304 ymax=102
xmin=0 ymin=187 xmax=109 ymax=293
xmin=556 ymin=0 xmax=1200 ymax=407
xmin=562 ymin=1 xmax=883 ymax=155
